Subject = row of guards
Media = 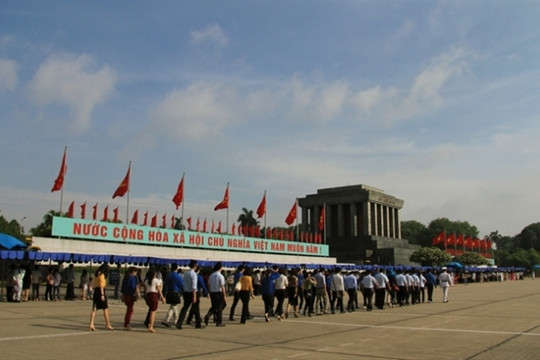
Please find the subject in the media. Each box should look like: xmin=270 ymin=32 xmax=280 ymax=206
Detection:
xmin=432 ymin=231 xmax=494 ymax=258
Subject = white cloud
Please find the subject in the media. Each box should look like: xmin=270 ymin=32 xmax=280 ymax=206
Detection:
xmin=148 ymin=47 xmax=468 ymax=142
xmin=151 ymin=81 xmax=244 ymax=140
xmin=191 ymin=23 xmax=229 ymax=47
xmin=0 ymin=58 xmax=18 ymax=91
xmin=27 ymin=53 xmax=116 ymax=133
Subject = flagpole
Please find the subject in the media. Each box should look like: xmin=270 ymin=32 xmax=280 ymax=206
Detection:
xmin=295 ymin=198 xmax=299 ymax=241
xmin=59 ymin=146 xmax=67 ymax=213
xmin=181 ymin=172 xmax=185 ymax=229
xmin=226 ymin=182 xmax=230 ymax=234
xmin=323 ymin=202 xmax=326 ymax=245
xmin=125 ymin=161 xmax=131 ymax=224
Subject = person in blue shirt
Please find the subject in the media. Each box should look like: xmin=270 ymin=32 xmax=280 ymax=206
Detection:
xmin=425 ymin=269 xmax=437 ymax=303
xmin=120 ymin=266 xmax=139 ymax=330
xmin=229 ymin=265 xmax=245 ymax=321
xmin=161 ymin=263 xmax=184 ymax=328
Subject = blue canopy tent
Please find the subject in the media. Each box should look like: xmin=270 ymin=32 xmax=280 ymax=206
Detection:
xmin=0 ymin=233 xmax=27 ymax=250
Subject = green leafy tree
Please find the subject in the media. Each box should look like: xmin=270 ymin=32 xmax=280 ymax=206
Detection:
xmin=173 ymin=217 xmax=185 ymax=230
xmin=453 ymin=252 xmax=489 ymax=266
xmin=427 ymin=218 xmax=479 ymax=241
xmin=515 ymin=223 xmax=540 ymax=251
xmin=237 ymin=208 xmax=258 ymax=227
xmin=0 ymin=214 xmax=25 ymax=241
xmin=409 ymin=247 xmax=451 ymax=266
xmin=30 ymin=210 xmax=62 ymax=237
xmin=401 ymin=220 xmax=428 ymax=246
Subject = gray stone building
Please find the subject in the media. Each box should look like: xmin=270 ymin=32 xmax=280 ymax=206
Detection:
xmin=298 ymin=184 xmax=420 ymax=265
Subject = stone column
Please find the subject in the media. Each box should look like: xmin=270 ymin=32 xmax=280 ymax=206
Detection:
xmin=337 ymin=204 xmax=344 ymax=237
xmin=314 ymin=206 xmax=320 ymax=233
xmin=395 ymin=208 xmax=401 ymax=239
xmin=301 ymin=206 xmax=309 ymax=232
xmin=364 ymin=201 xmax=371 ymax=236
xmin=349 ymin=203 xmax=358 ymax=237
xmin=326 ymin=205 xmax=333 ymax=238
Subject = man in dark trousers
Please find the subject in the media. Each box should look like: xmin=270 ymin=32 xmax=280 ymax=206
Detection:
xmin=176 ymin=260 xmax=204 ymax=329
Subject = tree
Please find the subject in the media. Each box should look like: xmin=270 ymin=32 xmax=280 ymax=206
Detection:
xmin=401 ymin=220 xmax=429 ymax=246
xmin=427 ymin=218 xmax=479 ymax=241
xmin=0 ymin=214 xmax=25 ymax=241
xmin=515 ymin=223 xmax=540 ymax=251
xmin=237 ymin=208 xmax=258 ymax=227
xmin=409 ymin=247 xmax=451 ymax=267
xmin=173 ymin=217 xmax=185 ymax=230
xmin=30 ymin=210 xmax=62 ymax=237
xmin=453 ymin=252 xmax=489 ymax=266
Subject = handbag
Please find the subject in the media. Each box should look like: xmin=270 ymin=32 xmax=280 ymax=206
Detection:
xmin=166 ymin=291 xmax=181 ymax=305
xmin=235 ymin=281 xmax=242 ymax=292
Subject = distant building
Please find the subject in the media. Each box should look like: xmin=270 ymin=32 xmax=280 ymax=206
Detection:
xmin=298 ymin=184 xmax=420 ymax=265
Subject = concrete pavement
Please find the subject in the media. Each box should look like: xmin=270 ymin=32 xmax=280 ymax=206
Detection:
xmin=1 ymin=279 xmax=539 ymax=359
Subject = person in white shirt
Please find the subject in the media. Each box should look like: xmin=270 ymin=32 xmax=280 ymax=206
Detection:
xmin=395 ymin=270 xmax=408 ymax=307
xmin=330 ymin=268 xmax=345 ymax=314
xmin=274 ymin=268 xmax=288 ymax=320
xmin=438 ymin=267 xmax=453 ymax=303
xmin=360 ymin=270 xmax=379 ymax=311
xmin=419 ymin=271 xmax=427 ymax=303
xmin=411 ymin=272 xmax=420 ymax=305
xmin=374 ymin=268 xmax=390 ymax=310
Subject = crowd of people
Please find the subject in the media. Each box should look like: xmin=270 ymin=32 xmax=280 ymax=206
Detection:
xmin=85 ymin=262 xmax=461 ymax=332
xmin=7 ymin=260 xmax=526 ymax=333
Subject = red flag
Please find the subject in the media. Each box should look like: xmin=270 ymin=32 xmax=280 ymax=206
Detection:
xmin=255 ymin=226 xmax=261 ymax=238
xmin=318 ymin=206 xmax=325 ymax=231
xmin=151 ymin=213 xmax=157 ymax=227
xmin=464 ymin=236 xmax=472 ymax=249
xmin=211 ymin=219 xmax=215 ymax=233
xmin=67 ymin=201 xmax=74 ymax=218
xmin=171 ymin=215 xmax=175 ymax=228
xmin=172 ymin=174 xmax=184 ymax=209
xmin=432 ymin=231 xmax=445 ymax=246
xmin=266 ymin=227 xmax=271 ymax=239
xmin=112 ymin=162 xmax=131 ymax=199
xmin=203 ymin=219 xmax=207 ymax=232
xmin=162 ymin=213 xmax=167 ymax=228
xmin=285 ymin=200 xmax=297 ymax=225
xmin=256 ymin=192 xmax=266 ymax=218
xmin=456 ymin=234 xmax=464 ymax=246
xmin=472 ymin=238 xmax=480 ymax=249
xmin=238 ymin=223 xmax=243 ymax=236
xmin=112 ymin=207 xmax=119 ymax=222
xmin=231 ymin=223 xmax=236 ymax=235
xmin=216 ymin=221 xmax=222 ymax=234
xmin=186 ymin=217 xmax=192 ymax=230
xmin=446 ymin=233 xmax=456 ymax=247
xmin=143 ymin=211 xmax=148 ymax=226
xmin=196 ymin=218 xmax=200 ymax=232
xmin=51 ymin=148 xmax=67 ymax=192
xmin=92 ymin=203 xmax=98 ymax=221
xmin=80 ymin=202 xmax=86 ymax=219
xmin=214 ymin=183 xmax=229 ymax=211
xmin=102 ymin=206 xmax=109 ymax=221
xmin=131 ymin=209 xmax=139 ymax=224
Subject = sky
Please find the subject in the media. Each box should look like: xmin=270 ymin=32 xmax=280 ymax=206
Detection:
xmin=1 ymin=1 xmax=540 ymax=238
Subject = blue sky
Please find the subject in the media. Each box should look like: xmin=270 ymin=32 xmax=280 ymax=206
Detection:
xmin=1 ymin=1 xmax=540 ymax=237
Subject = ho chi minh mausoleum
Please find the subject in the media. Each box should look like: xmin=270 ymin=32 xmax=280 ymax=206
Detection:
xmin=298 ymin=184 xmax=420 ymax=265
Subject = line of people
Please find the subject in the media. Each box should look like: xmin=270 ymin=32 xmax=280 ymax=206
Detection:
xmin=87 ymin=262 xmax=453 ymax=332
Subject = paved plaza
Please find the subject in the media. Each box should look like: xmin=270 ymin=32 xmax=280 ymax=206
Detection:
xmin=1 ymin=279 xmax=539 ymax=360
